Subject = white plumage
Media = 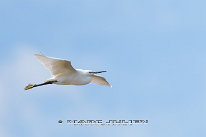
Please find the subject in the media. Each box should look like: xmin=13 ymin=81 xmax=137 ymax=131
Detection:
xmin=25 ymin=54 xmax=111 ymax=90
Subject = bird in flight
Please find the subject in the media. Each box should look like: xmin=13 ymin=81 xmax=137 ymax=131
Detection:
xmin=25 ymin=54 xmax=111 ymax=90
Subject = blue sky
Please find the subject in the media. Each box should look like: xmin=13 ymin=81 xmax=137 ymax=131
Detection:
xmin=0 ymin=0 xmax=206 ymax=137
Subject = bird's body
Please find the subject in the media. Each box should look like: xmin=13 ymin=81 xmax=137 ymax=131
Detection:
xmin=51 ymin=69 xmax=92 ymax=85
xmin=25 ymin=54 xmax=111 ymax=90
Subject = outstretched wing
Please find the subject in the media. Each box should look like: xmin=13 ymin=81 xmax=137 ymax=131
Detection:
xmin=90 ymin=75 xmax=111 ymax=87
xmin=34 ymin=54 xmax=76 ymax=76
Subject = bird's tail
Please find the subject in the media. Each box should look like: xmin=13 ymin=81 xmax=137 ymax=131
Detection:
xmin=25 ymin=84 xmax=35 ymax=90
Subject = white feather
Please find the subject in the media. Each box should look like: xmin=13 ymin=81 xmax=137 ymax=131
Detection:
xmin=33 ymin=54 xmax=111 ymax=87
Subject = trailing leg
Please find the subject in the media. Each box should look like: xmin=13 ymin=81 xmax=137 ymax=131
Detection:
xmin=24 ymin=80 xmax=57 ymax=90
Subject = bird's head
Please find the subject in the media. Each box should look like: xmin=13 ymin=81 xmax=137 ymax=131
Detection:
xmin=76 ymin=69 xmax=91 ymax=76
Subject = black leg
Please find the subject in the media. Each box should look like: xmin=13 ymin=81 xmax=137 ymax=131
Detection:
xmin=34 ymin=80 xmax=57 ymax=87
xmin=25 ymin=80 xmax=57 ymax=90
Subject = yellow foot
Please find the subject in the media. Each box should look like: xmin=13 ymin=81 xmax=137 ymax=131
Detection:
xmin=25 ymin=84 xmax=35 ymax=90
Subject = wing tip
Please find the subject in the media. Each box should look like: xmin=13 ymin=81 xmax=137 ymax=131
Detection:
xmin=106 ymin=83 xmax=112 ymax=88
xmin=34 ymin=53 xmax=44 ymax=57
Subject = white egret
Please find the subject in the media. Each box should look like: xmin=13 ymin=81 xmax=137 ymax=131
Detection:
xmin=25 ymin=54 xmax=111 ymax=90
